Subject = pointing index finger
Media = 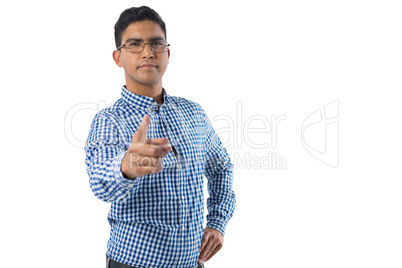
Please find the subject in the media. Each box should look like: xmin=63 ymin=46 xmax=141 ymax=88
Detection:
xmin=131 ymin=114 xmax=150 ymax=144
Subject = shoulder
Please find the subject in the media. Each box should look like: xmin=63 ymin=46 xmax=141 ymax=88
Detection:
xmin=88 ymin=98 xmax=133 ymax=135
xmin=168 ymin=95 xmax=206 ymax=116
xmin=94 ymin=98 xmax=129 ymax=121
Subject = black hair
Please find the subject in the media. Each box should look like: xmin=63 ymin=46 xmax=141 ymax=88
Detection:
xmin=114 ymin=6 xmax=167 ymax=49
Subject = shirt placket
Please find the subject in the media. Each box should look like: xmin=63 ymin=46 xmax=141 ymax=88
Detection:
xmin=160 ymin=105 xmax=188 ymax=267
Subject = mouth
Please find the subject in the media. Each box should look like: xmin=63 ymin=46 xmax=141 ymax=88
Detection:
xmin=138 ymin=64 xmax=158 ymax=69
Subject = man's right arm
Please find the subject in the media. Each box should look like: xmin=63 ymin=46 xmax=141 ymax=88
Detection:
xmin=85 ymin=112 xmax=139 ymax=203
xmin=85 ymin=113 xmax=171 ymax=203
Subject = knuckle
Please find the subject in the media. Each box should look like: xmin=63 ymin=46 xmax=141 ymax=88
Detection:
xmin=129 ymin=146 xmax=139 ymax=153
xmin=150 ymin=147 xmax=158 ymax=155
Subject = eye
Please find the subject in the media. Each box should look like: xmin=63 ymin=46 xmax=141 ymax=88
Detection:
xmin=151 ymin=41 xmax=163 ymax=47
xmin=128 ymin=41 xmax=142 ymax=47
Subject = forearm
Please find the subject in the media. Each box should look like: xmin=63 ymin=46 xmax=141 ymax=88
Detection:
xmin=86 ymin=149 xmax=141 ymax=203
xmin=85 ymin=112 xmax=142 ymax=203
xmin=206 ymin=163 xmax=236 ymax=236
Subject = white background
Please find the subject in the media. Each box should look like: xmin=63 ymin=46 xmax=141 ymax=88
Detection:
xmin=1 ymin=0 xmax=401 ymax=267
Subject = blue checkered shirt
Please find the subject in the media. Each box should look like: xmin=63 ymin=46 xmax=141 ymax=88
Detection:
xmin=85 ymin=86 xmax=236 ymax=267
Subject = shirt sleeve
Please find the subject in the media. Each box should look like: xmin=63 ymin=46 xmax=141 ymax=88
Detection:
xmin=199 ymin=106 xmax=236 ymax=236
xmin=84 ymin=112 xmax=141 ymax=203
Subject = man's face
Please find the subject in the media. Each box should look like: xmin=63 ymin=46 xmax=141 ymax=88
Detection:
xmin=113 ymin=20 xmax=170 ymax=89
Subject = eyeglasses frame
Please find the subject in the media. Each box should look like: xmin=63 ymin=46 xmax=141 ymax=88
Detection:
xmin=117 ymin=41 xmax=170 ymax=53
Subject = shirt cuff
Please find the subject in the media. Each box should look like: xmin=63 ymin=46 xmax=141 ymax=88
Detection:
xmin=113 ymin=150 xmax=139 ymax=190
xmin=206 ymin=219 xmax=226 ymax=236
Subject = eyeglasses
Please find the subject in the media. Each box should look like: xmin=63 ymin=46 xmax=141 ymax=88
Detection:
xmin=117 ymin=40 xmax=170 ymax=53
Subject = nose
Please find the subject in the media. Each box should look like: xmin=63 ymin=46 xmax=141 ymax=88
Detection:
xmin=141 ymin=43 xmax=155 ymax=59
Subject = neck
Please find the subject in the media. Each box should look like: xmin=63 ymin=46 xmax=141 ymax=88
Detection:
xmin=125 ymin=82 xmax=164 ymax=106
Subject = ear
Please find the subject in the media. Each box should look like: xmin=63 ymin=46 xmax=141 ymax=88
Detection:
xmin=112 ymin=50 xmax=123 ymax=67
xmin=167 ymin=48 xmax=170 ymax=63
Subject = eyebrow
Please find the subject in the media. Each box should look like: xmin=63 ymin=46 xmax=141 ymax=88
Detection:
xmin=125 ymin=37 xmax=165 ymax=42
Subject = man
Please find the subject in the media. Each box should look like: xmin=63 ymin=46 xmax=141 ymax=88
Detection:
xmin=85 ymin=6 xmax=236 ymax=268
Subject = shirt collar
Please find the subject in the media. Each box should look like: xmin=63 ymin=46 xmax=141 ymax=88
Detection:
xmin=121 ymin=86 xmax=170 ymax=111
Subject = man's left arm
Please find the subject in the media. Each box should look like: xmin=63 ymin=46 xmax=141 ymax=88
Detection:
xmin=198 ymin=106 xmax=236 ymax=264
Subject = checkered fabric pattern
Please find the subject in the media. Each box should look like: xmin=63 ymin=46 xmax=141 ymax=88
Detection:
xmin=85 ymin=86 xmax=236 ymax=268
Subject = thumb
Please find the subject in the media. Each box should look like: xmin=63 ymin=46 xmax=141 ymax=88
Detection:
xmin=131 ymin=114 xmax=150 ymax=143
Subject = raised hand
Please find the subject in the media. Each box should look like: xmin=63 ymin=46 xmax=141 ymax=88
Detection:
xmin=121 ymin=114 xmax=172 ymax=179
